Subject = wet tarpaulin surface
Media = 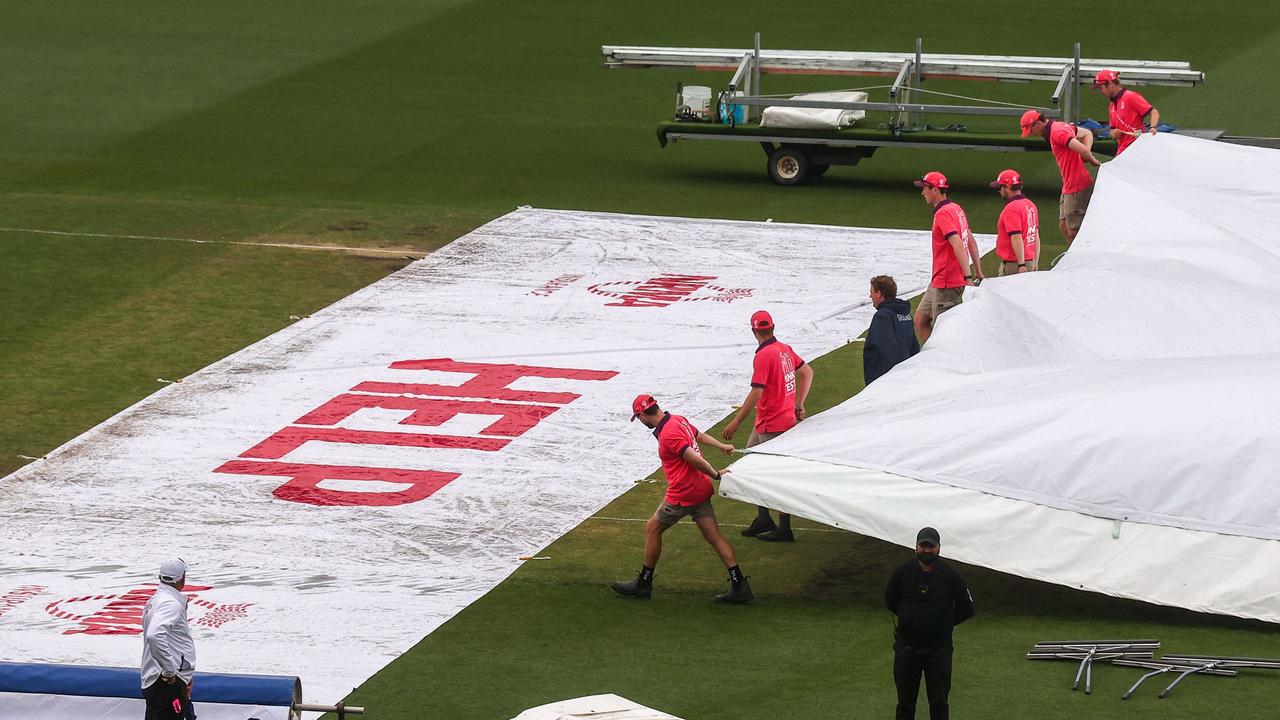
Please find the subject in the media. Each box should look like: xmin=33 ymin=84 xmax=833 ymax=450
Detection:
xmin=0 ymin=208 xmax=977 ymax=704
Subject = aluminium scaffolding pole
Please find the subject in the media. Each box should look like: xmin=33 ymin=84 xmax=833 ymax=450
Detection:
xmin=601 ymin=45 xmax=1205 ymax=86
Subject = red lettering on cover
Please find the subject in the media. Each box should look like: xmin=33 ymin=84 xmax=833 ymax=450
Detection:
xmin=216 ymin=359 xmax=618 ymax=506
xmin=240 ymin=426 xmax=509 ymax=460
xmin=216 ymin=460 xmax=460 ymax=507
xmin=296 ymin=394 xmax=559 ymax=437
xmin=353 ymin=358 xmax=617 ymax=404
xmin=0 ymin=585 xmax=44 ymax=620
xmin=604 ymin=274 xmax=715 ymax=307
xmin=55 ymin=585 xmax=213 ymax=636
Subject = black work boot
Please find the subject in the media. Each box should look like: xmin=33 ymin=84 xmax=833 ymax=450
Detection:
xmin=740 ymin=514 xmax=777 ymax=537
xmin=756 ymin=527 xmax=795 ymax=542
xmin=611 ymin=572 xmax=652 ymax=599
xmin=757 ymin=513 xmax=794 ymax=542
xmin=715 ymin=576 xmax=754 ymax=604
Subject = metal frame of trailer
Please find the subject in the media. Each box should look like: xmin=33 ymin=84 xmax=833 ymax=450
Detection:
xmin=603 ymin=36 xmax=1209 ymax=184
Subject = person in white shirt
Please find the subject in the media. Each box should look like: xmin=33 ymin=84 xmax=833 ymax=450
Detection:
xmin=141 ymin=558 xmax=196 ymax=719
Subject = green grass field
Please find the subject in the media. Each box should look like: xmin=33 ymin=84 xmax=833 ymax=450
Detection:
xmin=4 ymin=1 xmax=1280 ymax=718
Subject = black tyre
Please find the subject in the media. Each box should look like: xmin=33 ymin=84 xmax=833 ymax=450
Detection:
xmin=767 ymin=147 xmax=809 ymax=185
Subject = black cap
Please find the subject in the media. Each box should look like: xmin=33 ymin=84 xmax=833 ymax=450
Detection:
xmin=916 ymin=527 xmax=940 ymax=546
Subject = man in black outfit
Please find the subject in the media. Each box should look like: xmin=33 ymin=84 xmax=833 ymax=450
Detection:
xmin=885 ymin=527 xmax=975 ymax=720
xmin=864 ymin=275 xmax=920 ymax=386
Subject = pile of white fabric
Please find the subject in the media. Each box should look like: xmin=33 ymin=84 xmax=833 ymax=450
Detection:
xmin=759 ymin=91 xmax=867 ymax=130
xmin=724 ymin=133 xmax=1280 ymax=622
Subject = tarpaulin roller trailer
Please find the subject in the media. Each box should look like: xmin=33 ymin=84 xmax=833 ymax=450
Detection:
xmin=655 ymin=121 xmax=1140 ymax=185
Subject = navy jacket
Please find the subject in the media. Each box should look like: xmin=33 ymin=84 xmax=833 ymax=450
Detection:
xmin=863 ymin=297 xmax=920 ymax=385
xmin=885 ymin=557 xmax=975 ymax=650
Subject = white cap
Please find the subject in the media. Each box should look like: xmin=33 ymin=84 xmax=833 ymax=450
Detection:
xmin=158 ymin=558 xmax=187 ymax=583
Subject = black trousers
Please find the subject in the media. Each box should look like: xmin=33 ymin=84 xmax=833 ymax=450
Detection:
xmin=143 ymin=679 xmax=189 ymax=720
xmin=893 ymin=645 xmax=953 ymax=720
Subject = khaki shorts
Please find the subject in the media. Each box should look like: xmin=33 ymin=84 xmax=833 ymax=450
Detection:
xmin=918 ymin=286 xmax=963 ymax=323
xmin=746 ymin=430 xmax=784 ymax=448
xmin=655 ymin=498 xmax=716 ymax=526
xmin=1059 ymin=185 xmax=1093 ymax=231
xmin=998 ymin=260 xmax=1034 ymax=276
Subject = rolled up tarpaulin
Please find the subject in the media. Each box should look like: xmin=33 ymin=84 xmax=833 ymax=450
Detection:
xmin=0 ymin=661 xmax=299 ymax=720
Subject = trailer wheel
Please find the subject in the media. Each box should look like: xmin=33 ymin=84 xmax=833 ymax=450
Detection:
xmin=767 ymin=147 xmax=809 ymax=185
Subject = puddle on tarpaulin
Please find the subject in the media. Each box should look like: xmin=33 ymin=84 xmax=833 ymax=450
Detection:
xmin=294 ymin=574 xmax=339 ymax=590
xmin=64 ymin=564 xmax=128 ymax=579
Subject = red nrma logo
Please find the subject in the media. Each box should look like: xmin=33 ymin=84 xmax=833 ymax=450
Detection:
xmin=588 ymin=274 xmax=753 ymax=308
xmin=45 ymin=584 xmax=252 ymax=636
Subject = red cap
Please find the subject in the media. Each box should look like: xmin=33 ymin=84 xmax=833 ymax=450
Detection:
xmin=630 ymin=393 xmax=657 ymax=422
xmin=989 ymin=169 xmax=1022 ymax=188
xmin=750 ymin=310 xmax=774 ymax=330
xmin=912 ymin=171 xmax=949 ymax=190
xmin=1093 ymin=69 xmax=1119 ymax=86
xmin=1019 ymin=109 xmax=1043 ymax=138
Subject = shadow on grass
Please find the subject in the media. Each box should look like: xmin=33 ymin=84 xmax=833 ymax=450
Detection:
xmin=804 ymin=531 xmax=1280 ymax=634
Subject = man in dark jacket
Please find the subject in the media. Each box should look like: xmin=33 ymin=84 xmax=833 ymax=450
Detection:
xmin=864 ymin=276 xmax=920 ymax=386
xmin=885 ymin=527 xmax=975 ymax=720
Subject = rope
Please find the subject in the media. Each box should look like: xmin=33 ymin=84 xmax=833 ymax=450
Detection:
xmin=909 ymin=87 xmax=1036 ymax=108
xmin=749 ymin=84 xmax=895 ymax=98
xmin=748 ymin=85 xmax=1045 ymax=112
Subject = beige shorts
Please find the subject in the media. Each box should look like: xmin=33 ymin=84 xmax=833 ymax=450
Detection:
xmin=1059 ymin=185 xmax=1093 ymax=230
xmin=655 ymin=499 xmax=716 ymax=526
xmin=918 ymin=286 xmax=964 ymax=323
xmin=998 ymin=260 xmax=1034 ymax=276
xmin=746 ymin=430 xmax=784 ymax=448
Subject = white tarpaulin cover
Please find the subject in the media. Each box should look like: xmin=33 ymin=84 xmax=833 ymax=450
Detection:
xmin=724 ymin=133 xmax=1280 ymax=621
xmin=512 ymin=693 xmax=682 ymax=720
xmin=0 ymin=208 xmax=972 ymax=705
xmin=759 ymin=91 xmax=868 ymax=130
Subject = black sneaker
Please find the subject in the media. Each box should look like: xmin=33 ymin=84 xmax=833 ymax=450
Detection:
xmin=611 ymin=577 xmax=652 ymax=599
xmin=756 ymin=528 xmax=795 ymax=542
xmin=740 ymin=516 xmax=777 ymax=537
xmin=715 ymin=578 xmax=754 ymax=604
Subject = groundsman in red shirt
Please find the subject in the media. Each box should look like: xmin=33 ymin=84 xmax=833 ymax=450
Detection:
xmin=611 ymin=394 xmax=754 ymax=604
xmin=1093 ymin=69 xmax=1160 ymax=156
xmin=723 ymin=310 xmax=814 ymax=543
xmin=914 ymin=171 xmax=981 ymax=343
xmin=1020 ymin=110 xmax=1102 ymax=245
xmin=990 ymin=169 xmax=1040 ymax=275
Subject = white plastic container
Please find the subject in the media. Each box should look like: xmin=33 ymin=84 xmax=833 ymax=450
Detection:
xmin=680 ymin=85 xmax=712 ymax=118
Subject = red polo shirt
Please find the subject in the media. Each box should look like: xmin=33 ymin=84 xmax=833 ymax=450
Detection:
xmin=751 ymin=337 xmax=805 ymax=433
xmin=1044 ymin=120 xmax=1093 ymax=194
xmin=654 ymin=412 xmax=713 ymax=505
xmin=931 ymin=200 xmax=971 ymax=289
xmin=996 ymin=195 xmax=1039 ymax=262
xmin=1108 ymin=89 xmax=1154 ymax=155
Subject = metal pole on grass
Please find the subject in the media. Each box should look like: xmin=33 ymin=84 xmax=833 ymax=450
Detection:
xmin=295 ymin=702 xmax=366 ymax=718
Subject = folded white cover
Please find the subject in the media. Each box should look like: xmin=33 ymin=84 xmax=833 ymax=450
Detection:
xmin=513 ymin=693 xmax=683 ymax=720
xmin=759 ymin=91 xmax=867 ymax=130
